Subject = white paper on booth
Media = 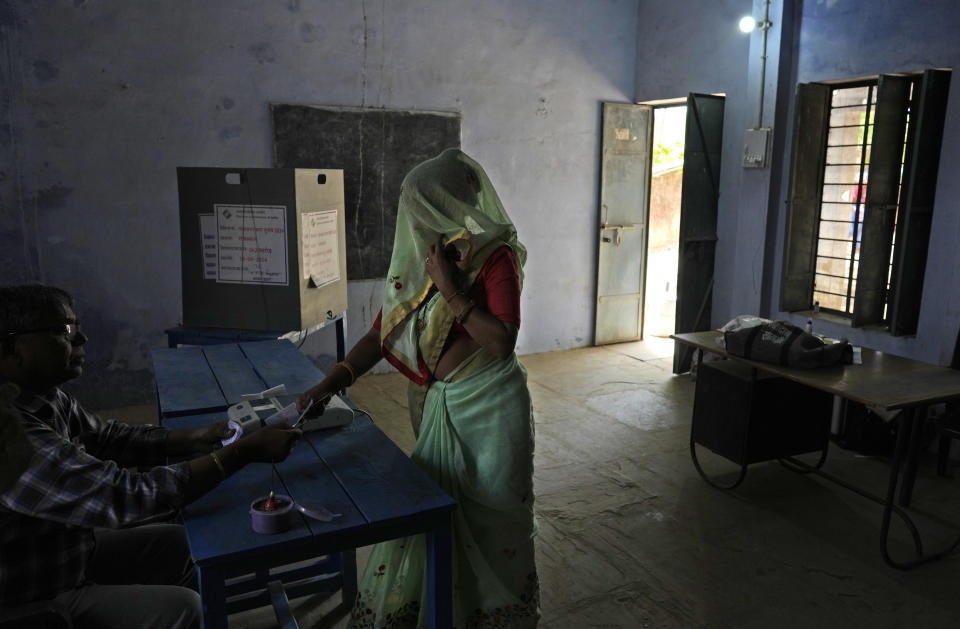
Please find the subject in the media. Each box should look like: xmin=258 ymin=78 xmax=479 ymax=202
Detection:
xmin=198 ymin=214 xmax=218 ymax=280
xmin=214 ymin=204 xmax=288 ymax=286
xmin=301 ymin=210 xmax=340 ymax=287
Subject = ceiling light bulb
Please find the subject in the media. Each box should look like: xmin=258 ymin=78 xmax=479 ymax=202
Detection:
xmin=739 ymin=16 xmax=756 ymax=33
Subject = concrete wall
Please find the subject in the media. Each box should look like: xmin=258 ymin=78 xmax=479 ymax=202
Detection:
xmin=1 ymin=0 xmax=639 ymax=406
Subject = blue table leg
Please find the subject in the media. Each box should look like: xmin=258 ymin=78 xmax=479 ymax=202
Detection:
xmin=426 ymin=516 xmax=453 ymax=629
xmin=341 ymin=549 xmax=358 ymax=610
xmin=154 ymin=386 xmax=163 ymax=427
xmin=198 ymin=565 xmax=228 ymax=629
xmin=335 ymin=317 xmax=347 ymax=363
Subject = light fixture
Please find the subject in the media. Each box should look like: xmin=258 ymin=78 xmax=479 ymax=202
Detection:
xmin=739 ymin=16 xmax=756 ymax=33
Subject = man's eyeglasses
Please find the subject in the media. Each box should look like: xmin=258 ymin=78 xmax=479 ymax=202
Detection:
xmin=4 ymin=323 xmax=82 ymax=341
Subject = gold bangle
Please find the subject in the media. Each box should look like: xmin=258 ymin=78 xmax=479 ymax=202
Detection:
xmin=209 ymin=451 xmax=226 ymax=480
xmin=335 ymin=360 xmax=357 ymax=386
xmin=443 ymin=289 xmax=465 ymax=303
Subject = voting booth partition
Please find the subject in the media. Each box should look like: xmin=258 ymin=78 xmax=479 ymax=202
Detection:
xmin=176 ymin=167 xmax=347 ymax=332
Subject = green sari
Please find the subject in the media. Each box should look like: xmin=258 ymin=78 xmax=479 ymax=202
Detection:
xmin=351 ymin=150 xmax=539 ymax=628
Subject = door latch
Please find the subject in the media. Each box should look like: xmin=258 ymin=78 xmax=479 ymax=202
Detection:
xmin=600 ymin=223 xmax=640 ymax=246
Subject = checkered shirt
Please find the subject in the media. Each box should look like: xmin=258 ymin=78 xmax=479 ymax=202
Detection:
xmin=0 ymin=385 xmax=190 ymax=606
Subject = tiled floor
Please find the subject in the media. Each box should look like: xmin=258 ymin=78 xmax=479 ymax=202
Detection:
xmin=101 ymin=338 xmax=960 ymax=628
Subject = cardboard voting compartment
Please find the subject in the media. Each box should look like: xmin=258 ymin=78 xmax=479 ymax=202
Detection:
xmin=177 ymin=167 xmax=347 ymax=331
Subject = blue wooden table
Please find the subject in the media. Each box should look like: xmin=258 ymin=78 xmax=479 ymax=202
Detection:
xmin=151 ymin=340 xmax=456 ymax=629
xmin=164 ymin=311 xmax=346 ymax=361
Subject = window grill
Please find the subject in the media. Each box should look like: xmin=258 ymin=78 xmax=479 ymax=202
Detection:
xmin=782 ymin=69 xmax=950 ymax=336
xmin=812 ymin=83 xmax=912 ymax=319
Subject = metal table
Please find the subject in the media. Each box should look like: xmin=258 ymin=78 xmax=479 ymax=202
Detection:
xmin=673 ymin=330 xmax=960 ymax=570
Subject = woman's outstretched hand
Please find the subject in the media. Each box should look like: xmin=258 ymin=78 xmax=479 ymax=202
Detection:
xmin=296 ymin=384 xmax=332 ymax=417
xmin=426 ymin=235 xmax=457 ymax=295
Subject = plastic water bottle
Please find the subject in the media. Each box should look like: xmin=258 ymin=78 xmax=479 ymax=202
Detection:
xmin=805 ymin=318 xmax=813 ymax=334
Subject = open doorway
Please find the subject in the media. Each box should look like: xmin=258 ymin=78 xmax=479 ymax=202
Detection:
xmin=642 ymin=104 xmax=686 ymax=340
xmin=595 ymin=95 xmax=721 ymax=363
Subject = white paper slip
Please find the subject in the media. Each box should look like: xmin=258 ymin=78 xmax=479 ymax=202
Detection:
xmin=263 ymin=402 xmax=304 ymax=427
xmin=221 ymin=419 xmax=245 ymax=446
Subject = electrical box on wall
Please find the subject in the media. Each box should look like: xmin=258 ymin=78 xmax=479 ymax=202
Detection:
xmin=177 ymin=167 xmax=348 ymax=331
xmin=742 ymin=127 xmax=772 ymax=168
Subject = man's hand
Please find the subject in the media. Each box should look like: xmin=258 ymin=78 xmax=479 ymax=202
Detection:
xmin=296 ymin=384 xmax=332 ymax=417
xmin=185 ymin=425 xmax=302 ymax=503
xmin=239 ymin=425 xmax=302 ymax=463
xmin=167 ymin=421 xmax=235 ymax=456
xmin=192 ymin=421 xmax=235 ymax=452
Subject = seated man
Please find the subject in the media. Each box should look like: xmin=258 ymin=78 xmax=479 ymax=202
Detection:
xmin=0 ymin=284 xmax=301 ymax=629
xmin=0 ymin=382 xmax=31 ymax=491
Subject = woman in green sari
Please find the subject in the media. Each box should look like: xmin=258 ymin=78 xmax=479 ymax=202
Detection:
xmin=296 ymin=148 xmax=539 ymax=628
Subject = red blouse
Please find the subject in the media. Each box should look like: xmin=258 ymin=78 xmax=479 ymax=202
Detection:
xmin=374 ymin=245 xmax=521 ymax=338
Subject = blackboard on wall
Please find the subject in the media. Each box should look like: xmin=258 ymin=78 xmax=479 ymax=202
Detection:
xmin=271 ymin=104 xmax=462 ymax=280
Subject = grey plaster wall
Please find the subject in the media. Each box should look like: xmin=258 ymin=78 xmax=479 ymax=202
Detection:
xmin=1 ymin=0 xmax=639 ymax=406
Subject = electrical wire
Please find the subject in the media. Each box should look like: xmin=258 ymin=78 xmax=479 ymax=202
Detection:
xmin=350 ymin=406 xmax=372 ymax=421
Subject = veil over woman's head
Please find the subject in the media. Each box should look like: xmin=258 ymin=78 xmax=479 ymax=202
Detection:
xmin=379 ymin=148 xmax=526 ymax=383
xmin=392 ymin=148 xmax=525 ymax=272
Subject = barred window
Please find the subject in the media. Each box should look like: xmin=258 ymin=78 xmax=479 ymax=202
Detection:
xmin=781 ymin=69 xmax=951 ymax=335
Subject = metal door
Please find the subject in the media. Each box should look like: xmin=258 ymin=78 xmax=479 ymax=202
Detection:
xmin=595 ymin=103 xmax=653 ymax=344
xmin=673 ymin=93 xmax=724 ymax=373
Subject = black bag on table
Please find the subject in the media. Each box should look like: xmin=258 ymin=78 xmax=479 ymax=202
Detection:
xmin=724 ymin=320 xmax=853 ymax=369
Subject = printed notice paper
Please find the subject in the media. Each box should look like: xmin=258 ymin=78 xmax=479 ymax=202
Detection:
xmin=199 ymin=214 xmax=218 ymax=280
xmin=301 ymin=210 xmax=341 ymax=287
xmin=215 ymin=204 xmax=288 ymax=285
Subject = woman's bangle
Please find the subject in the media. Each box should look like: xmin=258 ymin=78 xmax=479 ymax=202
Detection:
xmin=335 ymin=360 xmax=357 ymax=386
xmin=209 ymin=451 xmax=227 ymax=481
xmin=443 ymin=289 xmax=465 ymax=303
xmin=455 ymin=300 xmax=476 ymax=324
